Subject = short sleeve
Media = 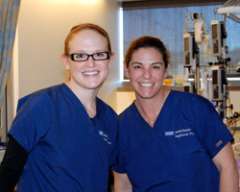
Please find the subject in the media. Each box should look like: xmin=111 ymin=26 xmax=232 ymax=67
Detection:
xmin=112 ymin=143 xmax=127 ymax=173
xmin=9 ymin=93 xmax=52 ymax=152
xmin=192 ymin=96 xmax=233 ymax=158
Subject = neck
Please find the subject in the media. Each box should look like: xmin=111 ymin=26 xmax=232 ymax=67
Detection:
xmin=135 ymin=87 xmax=170 ymax=127
xmin=65 ymin=81 xmax=98 ymax=118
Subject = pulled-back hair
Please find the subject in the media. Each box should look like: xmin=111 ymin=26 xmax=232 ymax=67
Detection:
xmin=125 ymin=36 xmax=169 ymax=68
xmin=64 ymin=23 xmax=112 ymax=55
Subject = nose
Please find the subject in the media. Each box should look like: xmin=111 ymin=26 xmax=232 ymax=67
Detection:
xmin=143 ymin=68 xmax=151 ymax=79
xmin=86 ymin=56 xmax=96 ymax=67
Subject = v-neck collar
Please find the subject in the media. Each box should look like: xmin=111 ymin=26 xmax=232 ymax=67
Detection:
xmin=132 ymin=90 xmax=174 ymax=129
xmin=61 ymin=83 xmax=100 ymax=123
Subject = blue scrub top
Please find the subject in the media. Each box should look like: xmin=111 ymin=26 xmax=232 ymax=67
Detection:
xmin=9 ymin=83 xmax=118 ymax=192
xmin=114 ymin=90 xmax=233 ymax=192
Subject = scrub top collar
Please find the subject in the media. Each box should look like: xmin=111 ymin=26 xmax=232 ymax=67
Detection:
xmin=132 ymin=89 xmax=174 ymax=129
xmin=61 ymin=83 xmax=101 ymax=122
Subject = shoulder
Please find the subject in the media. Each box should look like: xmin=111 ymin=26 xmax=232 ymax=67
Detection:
xmin=170 ymin=90 xmax=200 ymax=101
xmin=164 ymin=90 xmax=218 ymax=124
xmin=171 ymin=90 xmax=214 ymax=110
xmin=17 ymin=84 xmax=64 ymax=114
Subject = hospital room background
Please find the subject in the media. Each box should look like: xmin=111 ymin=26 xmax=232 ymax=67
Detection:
xmin=1 ymin=0 xmax=240 ymax=178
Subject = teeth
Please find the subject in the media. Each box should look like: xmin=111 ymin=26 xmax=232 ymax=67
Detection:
xmin=140 ymin=83 xmax=153 ymax=87
xmin=82 ymin=71 xmax=99 ymax=76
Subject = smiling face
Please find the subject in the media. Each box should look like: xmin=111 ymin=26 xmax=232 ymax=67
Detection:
xmin=126 ymin=47 xmax=167 ymax=100
xmin=63 ymin=29 xmax=112 ymax=91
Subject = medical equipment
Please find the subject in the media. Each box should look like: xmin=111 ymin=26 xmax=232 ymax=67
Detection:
xmin=217 ymin=0 xmax=240 ymax=23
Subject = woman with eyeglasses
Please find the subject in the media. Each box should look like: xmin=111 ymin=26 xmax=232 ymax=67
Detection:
xmin=0 ymin=23 xmax=117 ymax=192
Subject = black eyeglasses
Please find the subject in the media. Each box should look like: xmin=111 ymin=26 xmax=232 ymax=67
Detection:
xmin=69 ymin=51 xmax=111 ymax=62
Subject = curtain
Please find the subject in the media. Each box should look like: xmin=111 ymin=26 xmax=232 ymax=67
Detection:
xmin=0 ymin=0 xmax=21 ymax=108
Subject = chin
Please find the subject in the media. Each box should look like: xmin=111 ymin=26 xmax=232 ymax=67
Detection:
xmin=136 ymin=92 xmax=155 ymax=99
xmin=84 ymin=84 xmax=101 ymax=90
xmin=85 ymin=81 xmax=104 ymax=90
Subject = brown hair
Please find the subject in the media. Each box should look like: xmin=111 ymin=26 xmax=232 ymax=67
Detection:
xmin=125 ymin=36 xmax=169 ymax=68
xmin=64 ymin=23 xmax=112 ymax=55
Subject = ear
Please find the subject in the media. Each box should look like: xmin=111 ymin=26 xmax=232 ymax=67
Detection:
xmin=108 ymin=52 xmax=115 ymax=66
xmin=61 ymin=53 xmax=70 ymax=70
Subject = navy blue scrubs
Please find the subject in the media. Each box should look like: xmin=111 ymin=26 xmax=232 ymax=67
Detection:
xmin=9 ymin=84 xmax=118 ymax=192
xmin=114 ymin=90 xmax=233 ymax=192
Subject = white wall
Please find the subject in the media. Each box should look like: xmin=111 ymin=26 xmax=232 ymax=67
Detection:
xmin=115 ymin=91 xmax=135 ymax=114
xmin=229 ymin=91 xmax=240 ymax=112
xmin=15 ymin=0 xmax=120 ymax=110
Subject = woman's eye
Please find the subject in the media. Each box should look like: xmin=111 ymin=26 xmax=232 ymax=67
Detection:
xmin=152 ymin=65 xmax=161 ymax=69
xmin=131 ymin=63 xmax=142 ymax=69
xmin=96 ymin=52 xmax=104 ymax=56
xmin=76 ymin=54 xmax=86 ymax=58
xmin=133 ymin=65 xmax=141 ymax=69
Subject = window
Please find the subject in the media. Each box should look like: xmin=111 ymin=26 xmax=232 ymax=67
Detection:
xmin=121 ymin=2 xmax=240 ymax=78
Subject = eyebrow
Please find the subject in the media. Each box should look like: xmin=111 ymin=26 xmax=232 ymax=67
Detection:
xmin=151 ymin=62 xmax=164 ymax=65
xmin=130 ymin=61 xmax=142 ymax=65
xmin=130 ymin=61 xmax=164 ymax=65
xmin=70 ymin=50 xmax=108 ymax=54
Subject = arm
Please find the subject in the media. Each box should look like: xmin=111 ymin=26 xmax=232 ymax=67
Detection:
xmin=0 ymin=135 xmax=28 ymax=192
xmin=113 ymin=171 xmax=132 ymax=192
xmin=213 ymin=142 xmax=239 ymax=192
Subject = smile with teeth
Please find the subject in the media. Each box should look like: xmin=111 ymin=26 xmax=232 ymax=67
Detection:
xmin=82 ymin=70 xmax=99 ymax=76
xmin=140 ymin=82 xmax=153 ymax=87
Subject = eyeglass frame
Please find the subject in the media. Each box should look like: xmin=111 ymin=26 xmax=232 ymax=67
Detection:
xmin=69 ymin=51 xmax=111 ymax=62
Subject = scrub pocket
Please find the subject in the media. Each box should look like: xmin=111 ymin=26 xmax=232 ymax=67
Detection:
xmin=174 ymin=133 xmax=206 ymax=179
xmin=125 ymin=134 xmax=175 ymax=187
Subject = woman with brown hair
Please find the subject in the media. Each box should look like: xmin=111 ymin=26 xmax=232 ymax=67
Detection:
xmin=114 ymin=36 xmax=238 ymax=192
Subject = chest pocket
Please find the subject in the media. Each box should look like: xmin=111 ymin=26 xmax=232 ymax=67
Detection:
xmin=95 ymin=129 xmax=113 ymax=160
xmin=173 ymin=126 xmax=208 ymax=179
xmin=93 ymin=118 xmax=114 ymax=165
xmin=125 ymin=133 xmax=176 ymax=187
